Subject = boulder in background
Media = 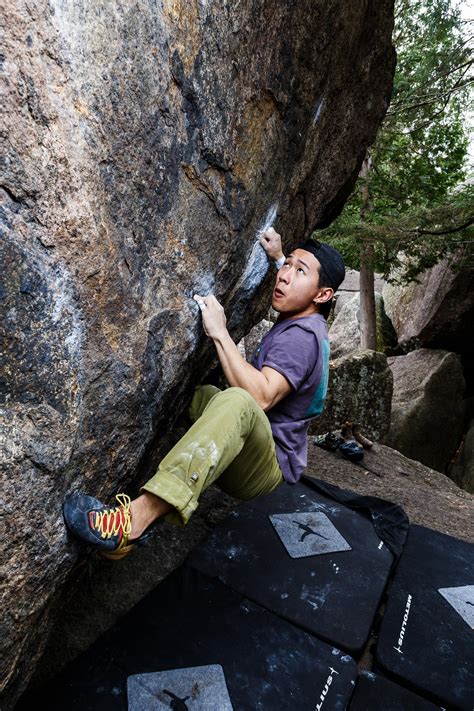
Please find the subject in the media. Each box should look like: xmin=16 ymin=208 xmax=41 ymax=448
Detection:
xmin=311 ymin=350 xmax=393 ymax=442
xmin=383 ymin=258 xmax=474 ymax=395
xmin=386 ymin=349 xmax=465 ymax=473
xmin=329 ymin=292 xmax=398 ymax=359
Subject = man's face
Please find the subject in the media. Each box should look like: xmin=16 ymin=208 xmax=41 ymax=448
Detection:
xmin=271 ymin=248 xmax=333 ymax=319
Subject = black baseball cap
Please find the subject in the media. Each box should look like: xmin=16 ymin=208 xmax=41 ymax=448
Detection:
xmin=297 ymin=239 xmax=345 ymax=291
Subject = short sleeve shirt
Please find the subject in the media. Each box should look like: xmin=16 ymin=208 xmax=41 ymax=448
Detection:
xmin=251 ymin=313 xmax=330 ymax=484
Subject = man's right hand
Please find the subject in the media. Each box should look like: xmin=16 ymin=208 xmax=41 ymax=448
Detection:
xmin=259 ymin=227 xmax=284 ymax=261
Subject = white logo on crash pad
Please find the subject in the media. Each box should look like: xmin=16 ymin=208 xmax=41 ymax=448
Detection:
xmin=269 ymin=512 xmax=352 ymax=559
xmin=127 ymin=664 xmax=233 ymax=710
xmin=438 ymin=585 xmax=474 ymax=629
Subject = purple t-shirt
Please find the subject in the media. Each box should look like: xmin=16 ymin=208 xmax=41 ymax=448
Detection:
xmin=251 ymin=313 xmax=330 ymax=484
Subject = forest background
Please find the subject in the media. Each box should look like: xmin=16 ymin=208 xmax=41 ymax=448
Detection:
xmin=319 ymin=0 xmax=473 ymax=349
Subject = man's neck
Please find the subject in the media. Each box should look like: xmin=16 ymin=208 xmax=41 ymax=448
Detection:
xmin=276 ymin=305 xmax=320 ymax=323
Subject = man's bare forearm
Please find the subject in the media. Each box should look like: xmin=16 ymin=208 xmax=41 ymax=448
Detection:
xmin=212 ymin=330 xmax=271 ymax=408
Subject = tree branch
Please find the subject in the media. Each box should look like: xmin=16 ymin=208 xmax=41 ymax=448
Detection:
xmin=389 ymin=62 xmax=473 ymax=108
xmin=415 ymin=218 xmax=474 ymax=236
xmin=387 ymin=77 xmax=473 ymax=115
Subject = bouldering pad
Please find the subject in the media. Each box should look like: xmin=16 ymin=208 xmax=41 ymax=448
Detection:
xmin=374 ymin=525 xmax=474 ymax=710
xmin=348 ymin=671 xmax=442 ymax=710
xmin=127 ymin=665 xmax=233 ymax=710
xmin=302 ymin=477 xmax=409 ymax=560
xmin=188 ymin=480 xmax=394 ymax=656
xmin=17 ymin=566 xmax=357 ymax=710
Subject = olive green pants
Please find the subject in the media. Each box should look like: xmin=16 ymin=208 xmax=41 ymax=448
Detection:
xmin=141 ymin=385 xmax=284 ymax=525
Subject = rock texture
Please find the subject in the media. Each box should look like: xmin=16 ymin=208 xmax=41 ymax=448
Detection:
xmin=329 ymin=292 xmax=397 ymax=359
xmin=329 ymin=294 xmax=362 ymax=357
xmin=383 ymin=258 xmax=474 ymax=394
xmin=311 ymin=350 xmax=393 ymax=441
xmin=333 ymin=268 xmax=385 ymax=317
xmin=1 ymin=0 xmax=395 ymax=706
xmin=383 ymin=259 xmax=474 ymax=350
xmin=386 ymin=349 xmax=465 ymax=473
xmin=243 ymin=318 xmax=273 ymax=361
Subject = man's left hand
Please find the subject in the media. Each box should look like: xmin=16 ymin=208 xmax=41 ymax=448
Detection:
xmin=193 ymin=294 xmax=227 ymax=340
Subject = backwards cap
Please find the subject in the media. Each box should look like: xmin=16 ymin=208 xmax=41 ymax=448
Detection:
xmin=297 ymin=239 xmax=345 ymax=291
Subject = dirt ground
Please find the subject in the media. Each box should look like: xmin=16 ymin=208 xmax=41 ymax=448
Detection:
xmin=306 ymin=440 xmax=473 ymax=543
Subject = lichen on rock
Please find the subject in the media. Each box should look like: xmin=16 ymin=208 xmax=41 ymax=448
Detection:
xmin=311 ymin=350 xmax=393 ymax=442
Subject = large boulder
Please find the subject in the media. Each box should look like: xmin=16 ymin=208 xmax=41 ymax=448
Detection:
xmin=333 ymin=268 xmax=385 ymax=317
xmin=386 ymin=349 xmax=465 ymax=473
xmin=2 ymin=0 xmax=395 ymax=705
xmin=311 ymin=350 xmax=393 ymax=441
xmin=329 ymin=292 xmax=398 ymax=358
xmin=382 ymin=259 xmax=474 ymax=388
xmin=329 ymin=294 xmax=362 ymax=357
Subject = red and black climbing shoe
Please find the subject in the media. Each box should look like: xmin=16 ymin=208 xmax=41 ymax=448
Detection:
xmin=62 ymin=492 xmax=135 ymax=560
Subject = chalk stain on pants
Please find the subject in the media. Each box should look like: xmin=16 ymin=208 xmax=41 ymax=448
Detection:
xmin=141 ymin=385 xmax=283 ymax=525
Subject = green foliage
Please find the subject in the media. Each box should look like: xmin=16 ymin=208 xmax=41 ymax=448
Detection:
xmin=316 ymin=0 xmax=473 ymax=281
xmin=320 ymin=185 xmax=474 ymax=283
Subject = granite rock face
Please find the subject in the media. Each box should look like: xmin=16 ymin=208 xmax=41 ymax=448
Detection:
xmin=2 ymin=0 xmax=395 ymax=705
xmin=333 ymin=268 xmax=385 ymax=317
xmin=386 ymin=349 xmax=466 ymax=474
xmin=329 ymin=294 xmax=362 ymax=357
xmin=383 ymin=259 xmax=474 ymax=351
xmin=243 ymin=318 xmax=273 ymax=362
xmin=329 ymin=293 xmax=398 ymax=359
xmin=382 ymin=258 xmax=474 ymax=394
xmin=310 ymin=350 xmax=393 ymax=442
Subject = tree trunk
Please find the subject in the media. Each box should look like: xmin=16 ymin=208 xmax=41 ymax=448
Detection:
xmin=359 ymin=156 xmax=377 ymax=350
xmin=360 ymin=242 xmax=377 ymax=349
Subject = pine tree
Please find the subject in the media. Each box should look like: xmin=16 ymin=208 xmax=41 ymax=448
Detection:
xmin=317 ymin=0 xmax=473 ymax=349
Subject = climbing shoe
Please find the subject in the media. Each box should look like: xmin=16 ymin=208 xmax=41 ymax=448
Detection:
xmin=338 ymin=440 xmax=364 ymax=463
xmin=314 ymin=431 xmax=343 ymax=452
xmin=314 ymin=431 xmax=364 ymax=463
xmin=62 ymin=492 xmax=135 ymax=560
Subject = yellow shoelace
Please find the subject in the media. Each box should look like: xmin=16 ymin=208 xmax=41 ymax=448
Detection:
xmin=91 ymin=493 xmax=132 ymax=540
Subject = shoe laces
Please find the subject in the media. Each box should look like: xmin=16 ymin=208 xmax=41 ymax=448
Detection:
xmin=90 ymin=493 xmax=132 ymax=540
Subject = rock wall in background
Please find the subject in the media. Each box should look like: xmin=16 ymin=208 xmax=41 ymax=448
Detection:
xmin=329 ymin=292 xmax=398 ymax=359
xmin=1 ymin=0 xmax=395 ymax=705
xmin=310 ymin=350 xmax=394 ymax=442
xmin=386 ymin=349 xmax=466 ymax=474
xmin=383 ymin=258 xmax=474 ymax=395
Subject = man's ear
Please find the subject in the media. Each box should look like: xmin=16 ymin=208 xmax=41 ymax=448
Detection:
xmin=313 ymin=286 xmax=334 ymax=306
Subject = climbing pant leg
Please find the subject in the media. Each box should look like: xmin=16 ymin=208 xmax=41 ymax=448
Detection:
xmin=188 ymin=384 xmax=221 ymax=423
xmin=141 ymin=386 xmax=283 ymax=525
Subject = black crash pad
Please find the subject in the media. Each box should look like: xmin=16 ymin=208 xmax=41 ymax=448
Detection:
xmin=302 ymin=476 xmax=409 ymax=560
xmin=17 ymin=566 xmax=358 ymax=710
xmin=188 ymin=480 xmax=394 ymax=657
xmin=374 ymin=525 xmax=474 ymax=711
xmin=349 ymin=671 xmax=442 ymax=710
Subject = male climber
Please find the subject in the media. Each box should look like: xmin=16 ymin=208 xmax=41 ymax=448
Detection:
xmin=63 ymin=229 xmax=345 ymax=559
